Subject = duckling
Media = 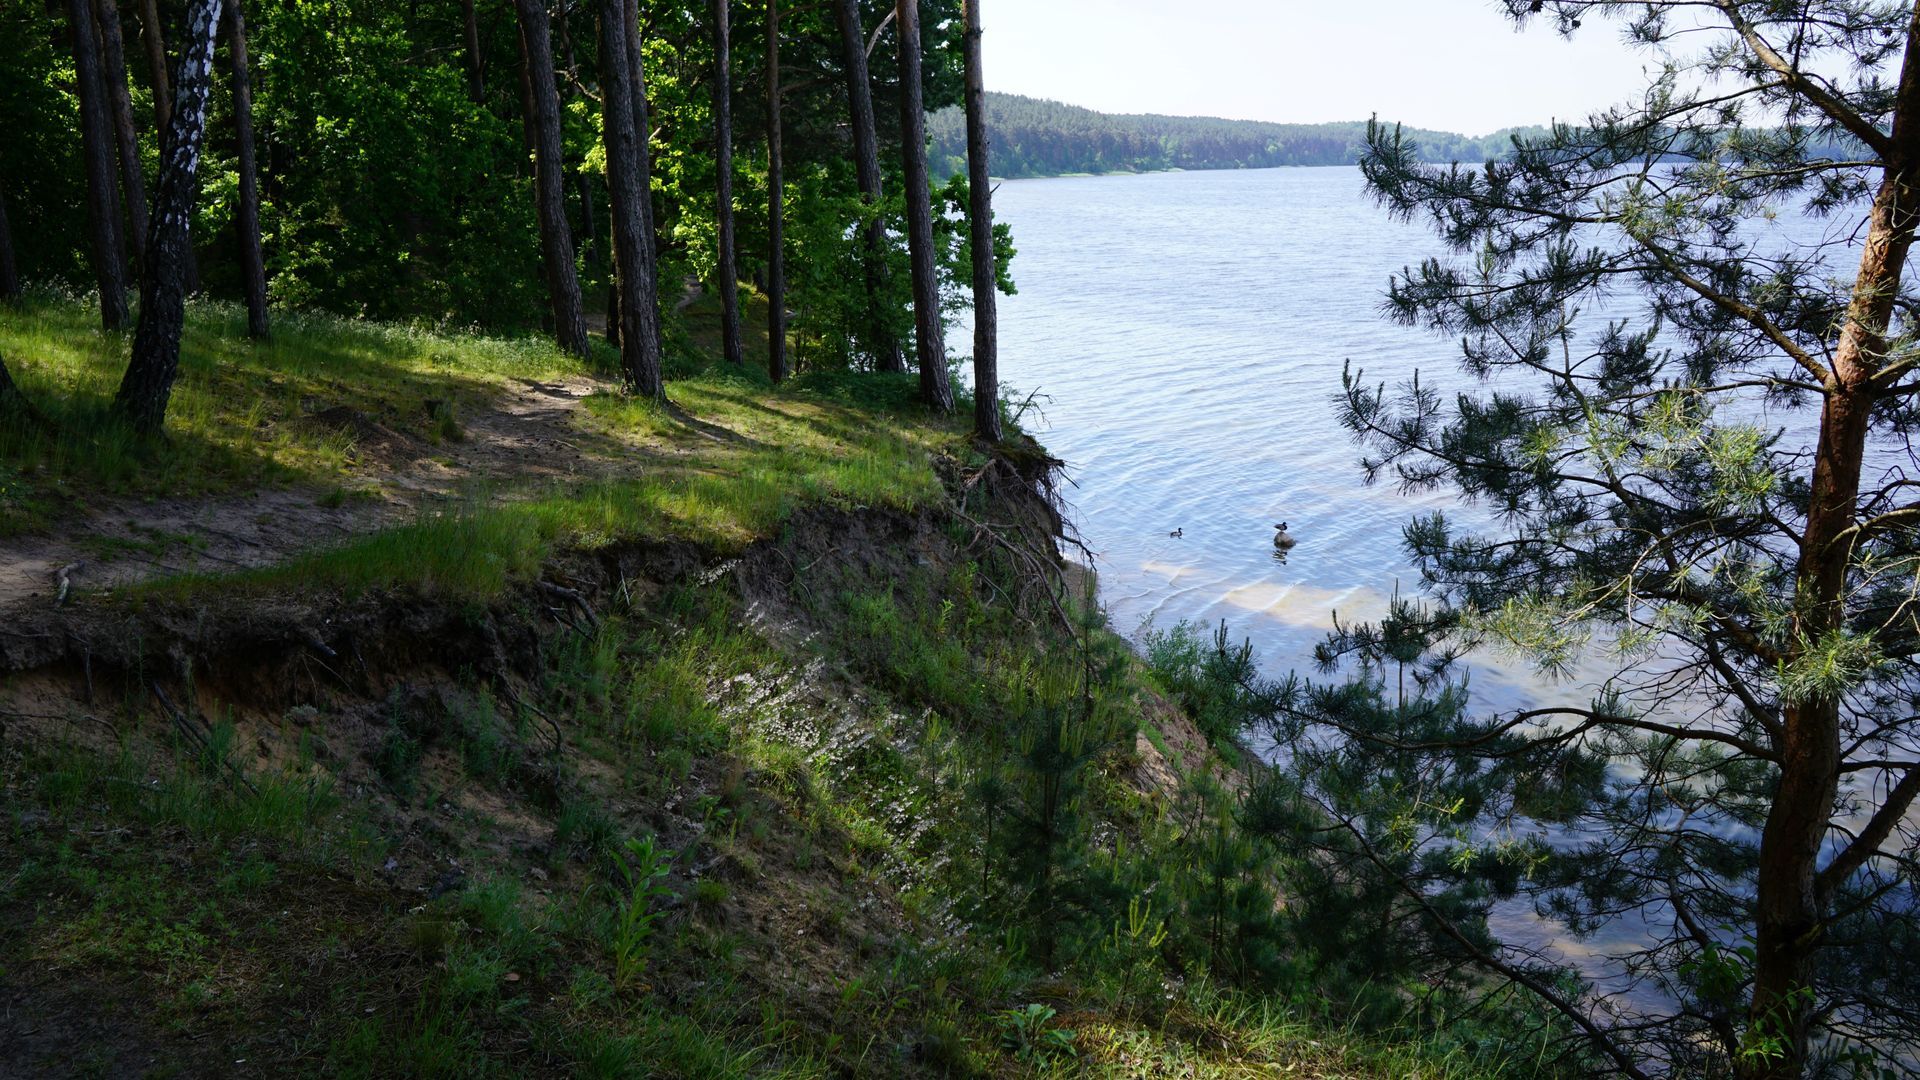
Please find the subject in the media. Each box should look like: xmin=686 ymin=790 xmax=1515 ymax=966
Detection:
xmin=1272 ymin=522 xmax=1297 ymax=549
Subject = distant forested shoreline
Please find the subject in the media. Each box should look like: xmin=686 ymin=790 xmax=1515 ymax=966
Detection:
xmin=929 ymin=92 xmax=1538 ymax=178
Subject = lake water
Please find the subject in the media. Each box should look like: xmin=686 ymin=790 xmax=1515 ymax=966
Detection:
xmin=978 ymin=164 xmax=1868 ymax=999
xmin=988 ymin=165 xmax=1556 ymax=708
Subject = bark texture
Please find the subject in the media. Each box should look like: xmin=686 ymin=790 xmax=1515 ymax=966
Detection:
xmin=598 ymin=0 xmax=662 ymax=397
xmin=711 ymin=0 xmax=744 ymax=365
xmin=93 ymin=0 xmax=151 ymax=275
xmin=461 ymin=0 xmax=486 ymax=102
xmin=137 ymin=0 xmax=170 ymax=132
xmin=835 ymin=0 xmax=903 ymax=373
xmin=962 ymin=0 xmax=999 ymax=441
xmin=1739 ymin=11 xmax=1920 ymax=1077
xmin=515 ymin=0 xmax=589 ymax=357
xmin=115 ymin=0 xmax=222 ymax=435
xmin=0 ymin=187 xmax=19 ymax=302
xmin=765 ymin=0 xmax=787 ymax=383
xmin=226 ymin=0 xmax=269 ymax=339
xmin=68 ymin=0 xmax=130 ymax=331
xmin=894 ymin=0 xmax=951 ymax=411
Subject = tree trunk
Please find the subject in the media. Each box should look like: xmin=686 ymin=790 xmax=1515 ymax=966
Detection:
xmin=598 ymin=0 xmax=662 ymax=396
xmin=93 ymin=0 xmax=151 ymax=276
xmin=765 ymin=0 xmax=786 ymax=382
xmin=894 ymin=0 xmax=951 ymax=411
xmin=68 ymin=0 xmax=130 ymax=331
xmin=962 ymin=0 xmax=999 ymax=441
xmin=0 ymin=186 xmax=19 ymax=302
xmin=623 ymin=0 xmax=663 ymax=355
xmin=461 ymin=0 xmax=485 ymax=102
xmin=226 ymin=0 xmax=268 ymax=339
xmin=114 ymin=0 xmax=221 ymax=435
xmin=835 ymin=0 xmax=902 ymax=373
xmin=711 ymin=0 xmax=743 ymax=365
xmin=1740 ymin=14 xmax=1920 ymax=1080
xmin=136 ymin=0 xmax=170 ymax=132
xmin=0 ymin=352 xmax=36 ymax=422
xmin=133 ymin=0 xmax=199 ymax=293
xmin=515 ymin=0 xmax=588 ymax=357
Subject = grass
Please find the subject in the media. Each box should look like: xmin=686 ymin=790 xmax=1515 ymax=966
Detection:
xmin=0 ymin=291 xmax=587 ymax=532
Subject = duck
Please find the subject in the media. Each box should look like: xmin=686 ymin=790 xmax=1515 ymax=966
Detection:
xmin=1168 ymin=528 xmax=1183 ymax=538
xmin=1272 ymin=522 xmax=1297 ymax=549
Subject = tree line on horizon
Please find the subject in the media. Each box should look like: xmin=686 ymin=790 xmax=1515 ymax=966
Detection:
xmin=0 ymin=0 xmax=1014 ymax=438
xmin=927 ymin=91 xmax=1546 ymax=178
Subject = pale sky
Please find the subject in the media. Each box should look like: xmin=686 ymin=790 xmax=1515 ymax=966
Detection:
xmin=985 ymin=0 xmax=1661 ymax=136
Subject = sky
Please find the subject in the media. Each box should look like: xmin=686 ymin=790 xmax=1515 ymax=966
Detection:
xmin=984 ymin=0 xmax=1660 ymax=136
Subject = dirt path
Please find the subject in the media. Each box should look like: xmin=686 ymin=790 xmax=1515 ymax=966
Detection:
xmin=0 ymin=374 xmax=630 ymax=614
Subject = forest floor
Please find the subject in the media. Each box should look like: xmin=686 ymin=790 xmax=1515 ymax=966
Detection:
xmin=0 ymin=296 xmax=1521 ymax=1079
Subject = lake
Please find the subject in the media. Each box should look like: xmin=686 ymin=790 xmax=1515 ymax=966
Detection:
xmin=978 ymin=164 xmax=1857 ymax=994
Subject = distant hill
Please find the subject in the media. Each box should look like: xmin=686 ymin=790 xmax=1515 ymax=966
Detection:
xmin=928 ymin=92 xmax=1540 ymax=179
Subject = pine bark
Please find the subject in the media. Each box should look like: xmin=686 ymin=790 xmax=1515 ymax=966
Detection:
xmin=765 ymin=0 xmax=787 ymax=383
xmin=1739 ymin=12 xmax=1920 ymax=1078
xmin=0 ymin=186 xmax=19 ymax=302
xmin=598 ymin=0 xmax=662 ymax=396
xmin=461 ymin=0 xmax=486 ymax=102
xmin=962 ymin=0 xmax=999 ymax=441
xmin=894 ymin=0 xmax=951 ymax=411
xmin=114 ymin=0 xmax=222 ymax=435
xmin=93 ymin=0 xmax=151 ymax=276
xmin=835 ymin=0 xmax=903 ymax=373
xmin=226 ymin=0 xmax=268 ymax=339
xmin=515 ymin=0 xmax=589 ymax=357
xmin=68 ymin=0 xmax=130 ymax=331
xmin=711 ymin=0 xmax=744 ymax=365
xmin=136 ymin=0 xmax=170 ymax=132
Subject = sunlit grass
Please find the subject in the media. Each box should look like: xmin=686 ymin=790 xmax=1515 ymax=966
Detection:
xmin=0 ymin=291 xmax=588 ymax=531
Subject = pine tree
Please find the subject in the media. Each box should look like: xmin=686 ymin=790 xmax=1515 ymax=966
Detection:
xmin=765 ymin=0 xmax=787 ymax=383
xmin=1287 ymin=3 xmax=1920 ymax=1074
xmin=66 ymin=0 xmax=130 ymax=331
xmin=893 ymin=0 xmax=952 ymax=412
xmin=515 ymin=0 xmax=588 ymax=357
xmin=91 ymin=0 xmax=150 ymax=277
xmin=598 ymin=0 xmax=663 ymax=398
xmin=961 ymin=0 xmax=999 ymax=441
xmin=835 ymin=0 xmax=903 ymax=373
xmin=225 ymin=0 xmax=268 ymax=339
xmin=710 ymin=0 xmax=744 ymax=366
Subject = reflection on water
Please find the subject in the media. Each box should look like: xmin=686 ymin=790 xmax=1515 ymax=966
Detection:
xmin=974 ymin=164 xmax=1862 ymax=1007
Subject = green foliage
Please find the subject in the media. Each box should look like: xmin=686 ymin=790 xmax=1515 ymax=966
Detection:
xmin=927 ymin=92 xmax=1550 ymax=179
xmin=992 ymin=1003 xmax=1076 ymax=1064
xmin=607 ymin=835 xmax=674 ymax=988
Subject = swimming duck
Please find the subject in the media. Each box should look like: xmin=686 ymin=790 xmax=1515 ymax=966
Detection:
xmin=1272 ymin=522 xmax=1297 ymax=549
xmin=1168 ymin=528 xmax=1183 ymax=538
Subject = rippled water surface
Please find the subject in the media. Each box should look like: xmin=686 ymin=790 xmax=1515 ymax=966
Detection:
xmin=990 ymin=166 xmax=1536 ymax=702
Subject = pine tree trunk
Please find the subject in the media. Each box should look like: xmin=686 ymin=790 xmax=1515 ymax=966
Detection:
xmin=461 ymin=0 xmax=486 ymax=102
xmin=894 ymin=0 xmax=951 ymax=411
xmin=0 ymin=186 xmax=20 ymax=302
xmin=765 ymin=0 xmax=787 ymax=383
xmin=114 ymin=0 xmax=221 ymax=435
xmin=515 ymin=0 xmax=588 ymax=357
xmin=711 ymin=0 xmax=743 ymax=365
xmin=835 ymin=0 xmax=903 ymax=373
xmin=623 ymin=0 xmax=663 ymax=361
xmin=226 ymin=0 xmax=268 ymax=339
xmin=93 ymin=0 xmax=151 ymax=276
xmin=136 ymin=0 xmax=170 ymax=132
xmin=598 ymin=0 xmax=662 ymax=396
xmin=962 ymin=0 xmax=999 ymax=441
xmin=1740 ymin=15 xmax=1920 ymax=1079
xmin=68 ymin=0 xmax=130 ymax=331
